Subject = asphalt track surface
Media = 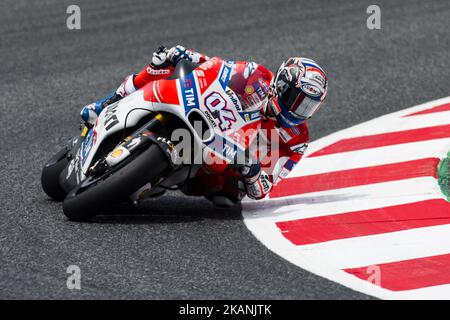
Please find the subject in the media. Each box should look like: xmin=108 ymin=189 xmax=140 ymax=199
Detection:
xmin=0 ymin=0 xmax=448 ymax=299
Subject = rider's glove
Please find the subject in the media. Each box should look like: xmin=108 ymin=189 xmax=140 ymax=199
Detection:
xmin=239 ymin=162 xmax=273 ymax=200
xmin=151 ymin=46 xmax=171 ymax=68
xmin=166 ymin=45 xmax=189 ymax=65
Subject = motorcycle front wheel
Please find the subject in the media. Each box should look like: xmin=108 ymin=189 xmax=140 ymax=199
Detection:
xmin=63 ymin=144 xmax=169 ymax=221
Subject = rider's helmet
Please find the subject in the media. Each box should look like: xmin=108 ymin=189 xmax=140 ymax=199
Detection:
xmin=269 ymin=57 xmax=328 ymax=128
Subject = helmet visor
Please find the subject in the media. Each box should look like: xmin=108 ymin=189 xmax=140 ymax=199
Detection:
xmin=279 ymin=84 xmax=322 ymax=120
xmin=290 ymin=94 xmax=322 ymax=119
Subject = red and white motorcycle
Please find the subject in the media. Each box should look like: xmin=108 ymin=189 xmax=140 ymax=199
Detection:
xmin=41 ymin=57 xmax=265 ymax=221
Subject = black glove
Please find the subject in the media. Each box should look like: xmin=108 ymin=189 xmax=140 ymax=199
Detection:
xmin=150 ymin=46 xmax=171 ymax=68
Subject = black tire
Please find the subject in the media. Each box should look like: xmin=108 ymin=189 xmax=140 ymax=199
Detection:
xmin=63 ymin=145 xmax=169 ymax=221
xmin=41 ymin=147 xmax=70 ymax=201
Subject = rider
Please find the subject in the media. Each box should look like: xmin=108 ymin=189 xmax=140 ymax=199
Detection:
xmin=81 ymin=45 xmax=328 ymax=207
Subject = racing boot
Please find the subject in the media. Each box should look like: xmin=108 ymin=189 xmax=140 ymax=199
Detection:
xmin=211 ymin=194 xmax=235 ymax=208
xmin=80 ymin=92 xmax=122 ymax=128
xmin=80 ymin=73 xmax=136 ymax=128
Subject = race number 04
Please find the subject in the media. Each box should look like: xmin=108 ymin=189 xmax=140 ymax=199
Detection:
xmin=204 ymin=91 xmax=236 ymax=131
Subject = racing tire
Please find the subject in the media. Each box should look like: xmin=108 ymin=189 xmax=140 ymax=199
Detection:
xmin=63 ymin=144 xmax=169 ymax=221
xmin=41 ymin=147 xmax=70 ymax=201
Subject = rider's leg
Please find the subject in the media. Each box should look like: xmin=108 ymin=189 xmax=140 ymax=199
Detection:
xmin=80 ymin=74 xmax=136 ymax=127
xmin=180 ymin=167 xmax=244 ymax=208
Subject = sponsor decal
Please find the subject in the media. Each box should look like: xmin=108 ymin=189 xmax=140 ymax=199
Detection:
xmin=157 ymin=136 xmax=175 ymax=150
xmin=260 ymin=79 xmax=271 ymax=93
xmin=66 ymin=149 xmax=82 ymax=183
xmin=204 ymin=135 xmax=243 ymax=163
xmin=199 ymin=57 xmax=220 ymax=71
xmin=244 ymin=62 xmax=257 ymax=79
xmin=229 ymin=131 xmax=242 ymax=144
xmin=301 ymin=83 xmax=321 ymax=97
xmin=255 ymin=82 xmax=268 ymax=99
xmin=245 ymin=85 xmax=255 ymax=95
xmin=219 ymin=63 xmax=232 ymax=89
xmin=179 ymin=73 xmax=199 ymax=112
xmin=240 ymin=110 xmax=261 ymax=122
xmin=290 ymin=142 xmax=308 ymax=154
xmin=125 ymin=136 xmax=141 ymax=150
xmin=204 ymin=91 xmax=236 ymax=131
xmin=278 ymin=167 xmax=290 ymax=180
xmin=311 ymin=73 xmax=326 ymax=88
xmin=223 ymin=144 xmax=237 ymax=159
xmin=277 ymin=127 xmax=293 ymax=143
xmin=291 ymin=126 xmax=300 ymax=136
xmin=261 ymin=176 xmax=271 ymax=192
xmin=195 ymin=69 xmax=209 ymax=89
xmin=110 ymin=148 xmax=123 ymax=158
xmin=225 ymin=89 xmax=242 ymax=111
xmin=104 ymin=104 xmax=119 ymax=131
xmin=250 ymin=111 xmax=260 ymax=120
xmin=146 ymin=67 xmax=171 ymax=75
xmin=195 ymin=69 xmax=205 ymax=77
xmin=81 ymin=128 xmax=97 ymax=163
xmin=203 ymin=110 xmax=217 ymax=128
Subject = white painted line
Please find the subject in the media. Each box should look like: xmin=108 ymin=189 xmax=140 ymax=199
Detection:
xmin=304 ymin=96 xmax=450 ymax=157
xmin=393 ymin=284 xmax=450 ymax=300
xmin=244 ymin=177 xmax=443 ymax=221
xmin=309 ymin=110 xmax=450 ymax=140
xmin=295 ymin=138 xmax=450 ymax=176
xmin=244 ymin=216 xmax=450 ymax=300
xmin=294 ymin=224 xmax=450 ymax=269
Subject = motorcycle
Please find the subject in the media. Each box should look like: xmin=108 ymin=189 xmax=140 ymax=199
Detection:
xmin=41 ymin=57 xmax=264 ymax=221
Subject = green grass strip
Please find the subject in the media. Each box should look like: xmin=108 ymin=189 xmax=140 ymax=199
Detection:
xmin=438 ymin=151 xmax=450 ymax=202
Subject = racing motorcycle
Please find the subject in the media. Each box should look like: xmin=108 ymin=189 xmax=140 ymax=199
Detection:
xmin=41 ymin=57 xmax=264 ymax=221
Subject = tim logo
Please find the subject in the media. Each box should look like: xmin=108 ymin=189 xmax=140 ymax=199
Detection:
xmin=183 ymin=78 xmax=193 ymax=88
xmin=204 ymin=91 xmax=236 ymax=131
xmin=180 ymin=73 xmax=199 ymax=110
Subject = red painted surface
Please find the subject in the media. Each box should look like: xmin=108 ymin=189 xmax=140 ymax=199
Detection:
xmin=270 ymin=158 xmax=439 ymax=198
xmin=266 ymin=101 xmax=450 ymax=294
xmin=308 ymin=124 xmax=450 ymax=157
xmin=143 ymin=79 xmax=180 ymax=105
xmin=344 ymin=253 xmax=450 ymax=291
xmin=403 ymin=103 xmax=450 ymax=117
xmin=276 ymin=199 xmax=450 ymax=245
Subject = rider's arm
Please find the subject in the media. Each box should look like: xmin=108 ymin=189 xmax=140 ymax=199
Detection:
xmin=119 ymin=45 xmax=209 ymax=96
xmin=271 ymin=124 xmax=310 ymax=186
xmin=240 ymin=162 xmax=273 ymax=200
xmin=242 ymin=123 xmax=309 ymax=200
xmin=81 ymin=45 xmax=209 ymax=126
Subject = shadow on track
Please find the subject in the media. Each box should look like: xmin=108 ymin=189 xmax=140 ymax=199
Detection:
xmin=87 ymin=194 xmax=242 ymax=224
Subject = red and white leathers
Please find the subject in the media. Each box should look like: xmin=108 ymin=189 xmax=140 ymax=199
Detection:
xmin=111 ymin=46 xmax=309 ymax=201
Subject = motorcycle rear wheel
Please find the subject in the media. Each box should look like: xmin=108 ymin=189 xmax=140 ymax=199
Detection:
xmin=63 ymin=144 xmax=169 ymax=221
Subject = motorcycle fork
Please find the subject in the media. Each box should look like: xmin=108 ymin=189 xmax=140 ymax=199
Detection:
xmin=107 ymin=112 xmax=172 ymax=162
xmin=87 ymin=112 xmax=173 ymax=177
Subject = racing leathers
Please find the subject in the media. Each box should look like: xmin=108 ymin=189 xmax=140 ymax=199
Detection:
xmin=80 ymin=45 xmax=309 ymax=202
